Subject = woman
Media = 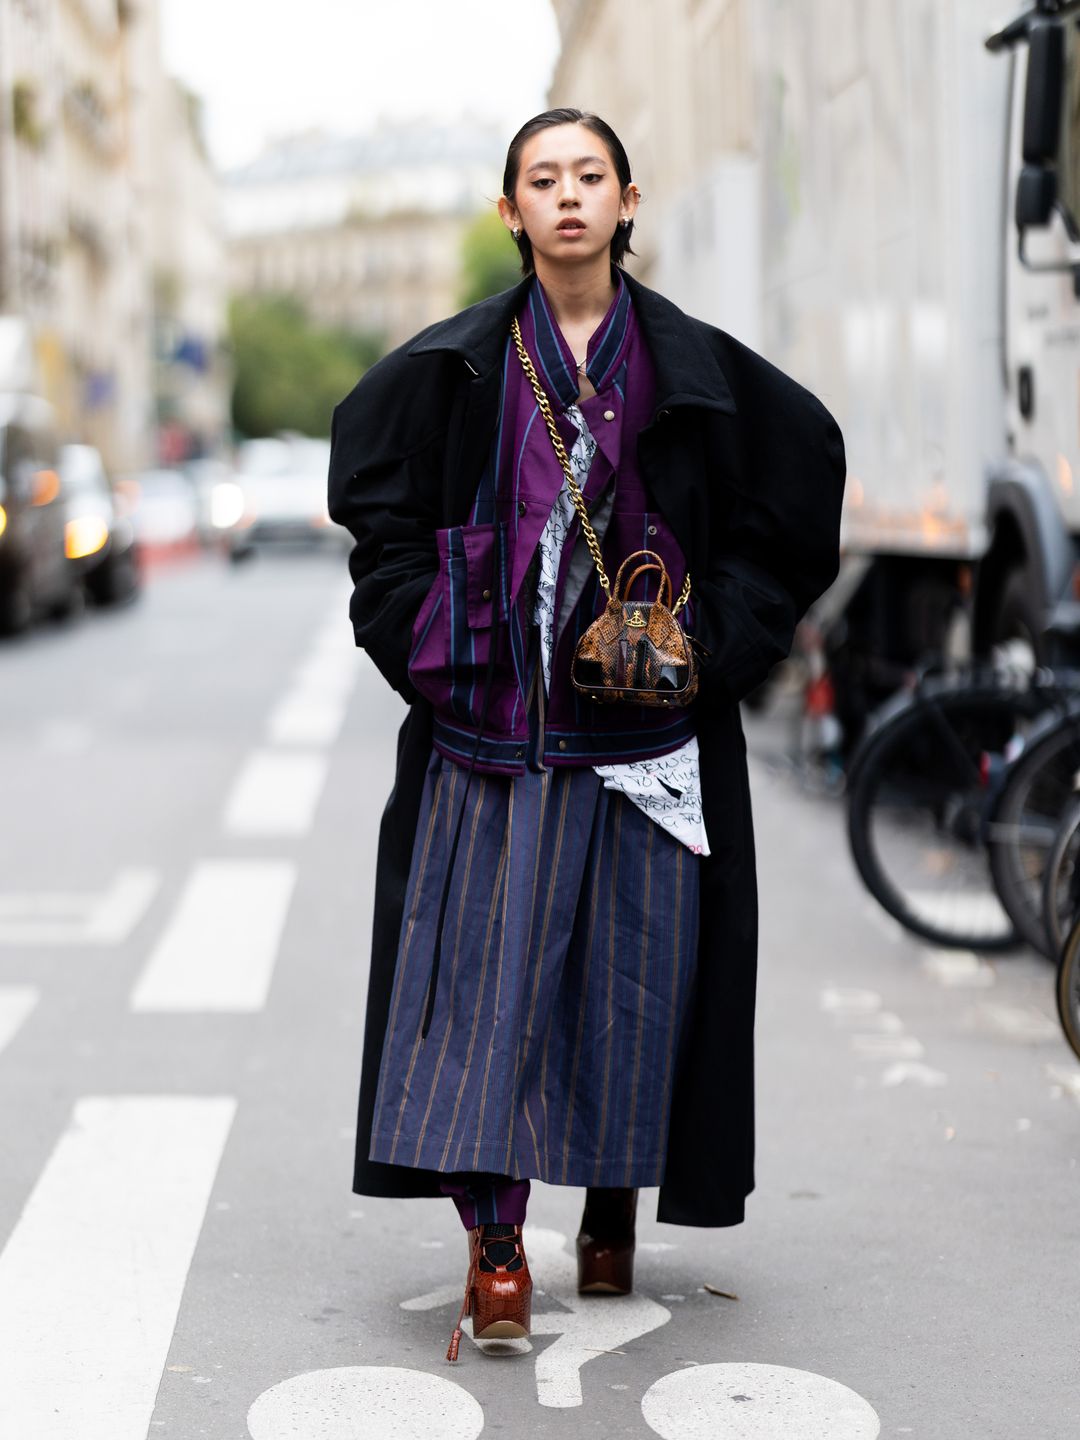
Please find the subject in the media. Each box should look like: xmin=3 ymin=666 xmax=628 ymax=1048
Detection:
xmin=327 ymin=108 xmax=846 ymax=1364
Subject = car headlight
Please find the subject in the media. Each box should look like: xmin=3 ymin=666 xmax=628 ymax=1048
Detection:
xmin=65 ymin=515 xmax=109 ymax=559
xmin=211 ymin=481 xmax=247 ymax=529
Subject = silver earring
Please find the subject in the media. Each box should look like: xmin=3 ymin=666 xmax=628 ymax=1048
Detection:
xmin=512 ymin=226 xmax=521 ymax=239
xmin=620 ymin=217 xmax=630 ymax=227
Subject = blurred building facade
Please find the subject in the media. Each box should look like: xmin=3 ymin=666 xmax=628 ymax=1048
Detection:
xmin=222 ymin=119 xmax=505 ymax=352
xmin=128 ymin=0 xmax=230 ymax=465
xmin=547 ymin=0 xmax=762 ymax=346
xmin=0 ymin=0 xmax=229 ymax=471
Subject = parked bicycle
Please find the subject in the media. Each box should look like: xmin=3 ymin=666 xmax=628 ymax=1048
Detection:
xmin=1043 ymin=799 xmax=1080 ymax=960
xmin=1046 ymin=803 xmax=1080 ymax=1062
xmin=1056 ymin=914 xmax=1080 ymax=1061
xmin=846 ymin=662 xmax=1080 ymax=953
xmin=986 ymin=684 xmax=1080 ymax=956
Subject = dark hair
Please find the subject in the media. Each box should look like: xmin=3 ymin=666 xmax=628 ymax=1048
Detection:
xmin=502 ymin=107 xmax=638 ymax=275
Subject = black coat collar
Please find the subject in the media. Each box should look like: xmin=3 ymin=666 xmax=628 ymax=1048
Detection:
xmin=406 ymin=266 xmax=737 ymax=418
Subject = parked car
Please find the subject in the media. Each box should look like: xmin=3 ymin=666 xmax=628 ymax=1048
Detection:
xmin=58 ymin=442 xmax=140 ymax=606
xmin=220 ymin=435 xmax=344 ymax=560
xmin=0 ymin=392 xmax=82 ymax=635
xmin=125 ymin=468 xmax=200 ymax=561
xmin=183 ymin=455 xmax=239 ymax=547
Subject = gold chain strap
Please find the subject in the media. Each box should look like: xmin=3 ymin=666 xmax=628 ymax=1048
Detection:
xmin=510 ymin=316 xmax=690 ymax=615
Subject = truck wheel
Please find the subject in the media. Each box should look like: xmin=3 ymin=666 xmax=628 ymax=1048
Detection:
xmin=990 ymin=568 xmax=1044 ymax=672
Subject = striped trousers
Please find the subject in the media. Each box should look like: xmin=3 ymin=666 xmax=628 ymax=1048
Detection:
xmin=367 ymin=673 xmax=701 ymax=1198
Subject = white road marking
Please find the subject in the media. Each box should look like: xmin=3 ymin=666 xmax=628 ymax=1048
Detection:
xmin=247 ymin=1366 xmax=484 ymax=1440
xmin=222 ymin=751 xmax=328 ymax=837
xmin=879 ymin=1062 xmax=948 ymax=1088
xmin=0 ymin=987 xmax=38 ymax=1055
xmin=399 ymin=1225 xmax=670 ymax=1409
xmin=265 ymin=639 xmax=357 ymax=748
xmin=921 ymin=949 xmax=996 ymax=988
xmin=291 ymin=652 xmax=357 ymax=695
xmin=265 ymin=693 xmax=348 ymax=747
xmin=1046 ymin=1062 xmax=1080 ymax=1103
xmin=847 ymin=1010 xmax=905 ymax=1034
xmin=130 ymin=859 xmax=296 ymax=1012
xmin=905 ymin=890 xmax=1011 ymax=934
xmin=641 ymin=1362 xmax=881 ymax=1438
xmin=819 ymin=987 xmax=884 ymax=1018
xmin=974 ymin=1002 xmax=1059 ymax=1043
xmin=850 ymin=1034 xmax=925 ymax=1060
xmin=0 ymin=868 xmax=159 ymax=945
xmin=822 ymin=987 xmax=945 ymax=1087
xmin=0 ymin=1095 xmax=235 ymax=1440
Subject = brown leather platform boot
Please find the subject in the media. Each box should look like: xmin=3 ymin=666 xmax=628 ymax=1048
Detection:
xmin=446 ymin=1223 xmax=532 ymax=1361
xmin=576 ymin=1186 xmax=638 ymax=1295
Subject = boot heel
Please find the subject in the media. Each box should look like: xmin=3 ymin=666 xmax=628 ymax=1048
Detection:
xmin=576 ymin=1235 xmax=634 ymax=1293
xmin=447 ymin=1223 xmax=532 ymax=1359
xmin=576 ymin=1186 xmax=638 ymax=1295
xmin=472 ymin=1281 xmax=531 ymax=1339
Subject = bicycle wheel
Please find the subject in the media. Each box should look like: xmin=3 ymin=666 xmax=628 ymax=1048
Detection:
xmin=847 ymin=679 xmax=1040 ymax=950
xmin=1042 ymin=799 xmax=1080 ymax=958
xmin=987 ymin=706 xmax=1080 ymax=957
xmin=1055 ymin=913 xmax=1080 ymax=1061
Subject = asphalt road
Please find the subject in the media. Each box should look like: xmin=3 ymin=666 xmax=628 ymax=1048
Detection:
xmin=0 ymin=547 xmax=1077 ymax=1440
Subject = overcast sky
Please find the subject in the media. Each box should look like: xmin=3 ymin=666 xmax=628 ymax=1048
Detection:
xmin=160 ymin=0 xmax=561 ymax=171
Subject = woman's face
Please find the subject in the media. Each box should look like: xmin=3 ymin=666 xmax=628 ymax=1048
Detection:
xmin=500 ymin=122 xmax=639 ymax=269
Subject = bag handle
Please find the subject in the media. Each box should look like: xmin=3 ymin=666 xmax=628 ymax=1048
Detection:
xmin=612 ymin=548 xmax=673 ymax=608
xmin=622 ymin=562 xmax=672 ymax=610
xmin=510 ymin=317 xmax=690 ymax=616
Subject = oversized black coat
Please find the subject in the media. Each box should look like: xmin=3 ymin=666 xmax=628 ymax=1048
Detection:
xmin=327 ymin=267 xmax=846 ymax=1227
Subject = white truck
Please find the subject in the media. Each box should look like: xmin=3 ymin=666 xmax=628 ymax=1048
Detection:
xmin=755 ymin=0 xmax=1080 ymax=742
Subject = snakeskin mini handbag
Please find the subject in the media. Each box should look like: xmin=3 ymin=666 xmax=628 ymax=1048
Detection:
xmin=510 ymin=315 xmax=703 ymax=707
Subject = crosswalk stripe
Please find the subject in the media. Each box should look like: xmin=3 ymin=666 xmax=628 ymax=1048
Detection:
xmin=0 ymin=868 xmax=159 ymax=945
xmin=0 ymin=987 xmax=38 ymax=1056
xmin=130 ymin=859 xmax=296 ymax=1012
xmin=0 ymin=1095 xmax=236 ymax=1440
xmin=221 ymin=751 xmax=329 ymax=836
xmin=266 ymin=692 xmax=349 ymax=746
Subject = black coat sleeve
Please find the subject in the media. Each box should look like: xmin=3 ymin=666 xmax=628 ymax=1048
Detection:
xmin=326 ymin=346 xmax=450 ymax=704
xmin=692 ymin=334 xmax=847 ymax=707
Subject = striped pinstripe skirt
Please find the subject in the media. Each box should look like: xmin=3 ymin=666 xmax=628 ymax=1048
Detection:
xmin=367 ymin=686 xmax=701 ymax=1188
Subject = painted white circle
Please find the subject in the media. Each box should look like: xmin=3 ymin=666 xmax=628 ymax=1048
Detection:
xmin=247 ymin=1366 xmax=485 ymax=1440
xmin=641 ymin=1363 xmax=880 ymax=1440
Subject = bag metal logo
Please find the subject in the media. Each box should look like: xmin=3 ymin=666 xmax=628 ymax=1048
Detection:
xmin=627 ymin=608 xmax=646 ymax=628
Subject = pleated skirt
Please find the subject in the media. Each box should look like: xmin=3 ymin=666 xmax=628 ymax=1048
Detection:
xmin=367 ymin=665 xmax=701 ymax=1188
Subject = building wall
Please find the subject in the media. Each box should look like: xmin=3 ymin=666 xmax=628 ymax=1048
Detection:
xmin=228 ymin=208 xmax=468 ymax=352
xmin=546 ymin=0 xmax=761 ymax=345
xmin=0 ymin=0 xmax=229 ymax=471
xmin=223 ymin=121 xmax=505 ymax=353
xmin=0 ymin=0 xmax=65 ymax=325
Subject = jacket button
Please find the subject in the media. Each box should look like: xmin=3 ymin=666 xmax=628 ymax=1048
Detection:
xmin=518 ymin=500 xmax=527 ymax=515
xmin=515 ymin=748 xmax=524 ymax=759
xmin=558 ymin=739 xmax=567 ymax=751
xmin=658 ymin=408 xmax=670 ymax=421
xmin=482 ymin=587 xmax=491 ymax=600
xmin=647 ymin=524 xmax=657 ymax=535
xmin=603 ymin=408 xmax=615 ymax=421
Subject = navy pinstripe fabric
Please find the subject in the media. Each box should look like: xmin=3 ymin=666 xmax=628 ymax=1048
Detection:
xmin=367 ymin=651 xmax=701 ymax=1188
